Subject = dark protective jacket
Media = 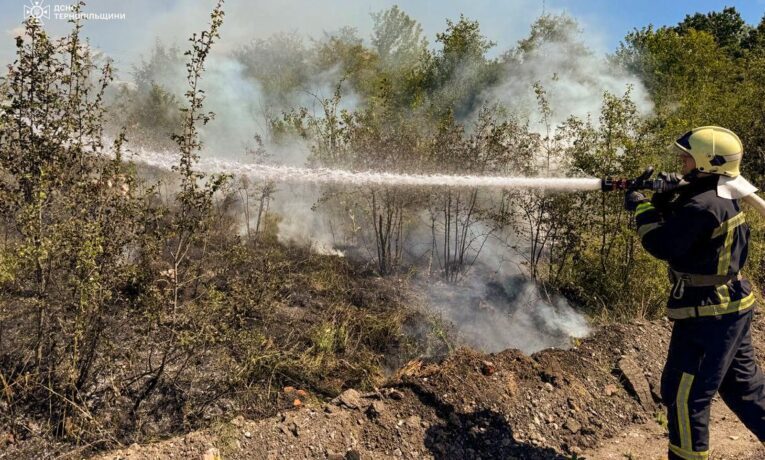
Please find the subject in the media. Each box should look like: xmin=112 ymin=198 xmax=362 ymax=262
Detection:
xmin=635 ymin=174 xmax=754 ymax=320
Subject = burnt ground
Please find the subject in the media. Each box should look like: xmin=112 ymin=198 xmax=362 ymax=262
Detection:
xmin=10 ymin=314 xmax=765 ymax=459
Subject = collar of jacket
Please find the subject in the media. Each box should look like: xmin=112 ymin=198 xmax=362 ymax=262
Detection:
xmin=678 ymin=171 xmax=719 ymax=198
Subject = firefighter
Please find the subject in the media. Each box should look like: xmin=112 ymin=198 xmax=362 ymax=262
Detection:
xmin=624 ymin=126 xmax=765 ymax=459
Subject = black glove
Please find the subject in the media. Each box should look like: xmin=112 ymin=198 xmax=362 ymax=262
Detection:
xmin=655 ymin=172 xmax=682 ymax=193
xmin=624 ymin=190 xmax=648 ymax=212
xmin=623 ymin=166 xmax=653 ymax=212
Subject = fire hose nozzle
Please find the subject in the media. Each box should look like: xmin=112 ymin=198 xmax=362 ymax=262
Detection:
xmin=601 ymin=177 xmax=680 ymax=193
xmin=602 ymin=167 xmax=682 ymax=193
xmin=600 ymin=177 xmax=635 ymax=192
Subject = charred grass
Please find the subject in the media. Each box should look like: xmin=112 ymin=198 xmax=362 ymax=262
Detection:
xmin=0 ymin=240 xmax=445 ymax=454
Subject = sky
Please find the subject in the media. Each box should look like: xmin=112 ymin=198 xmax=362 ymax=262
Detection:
xmin=1 ymin=0 xmax=764 ymax=75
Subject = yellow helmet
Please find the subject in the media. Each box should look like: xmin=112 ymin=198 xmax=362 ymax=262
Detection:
xmin=674 ymin=126 xmax=743 ymax=177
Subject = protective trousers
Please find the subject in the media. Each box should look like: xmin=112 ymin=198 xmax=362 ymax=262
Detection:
xmin=662 ymin=309 xmax=765 ymax=459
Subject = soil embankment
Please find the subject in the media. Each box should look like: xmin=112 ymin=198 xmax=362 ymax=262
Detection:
xmin=91 ymin=314 xmax=765 ymax=459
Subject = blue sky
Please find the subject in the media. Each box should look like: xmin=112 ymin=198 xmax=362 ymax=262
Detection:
xmin=553 ymin=0 xmax=765 ymax=46
xmin=1 ymin=0 xmax=764 ymax=72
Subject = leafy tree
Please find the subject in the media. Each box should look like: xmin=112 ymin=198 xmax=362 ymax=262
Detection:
xmin=675 ymin=6 xmax=750 ymax=54
xmin=617 ymin=9 xmax=765 ymax=181
xmin=313 ymin=27 xmax=380 ymax=98
xmin=133 ymin=40 xmax=185 ymax=89
xmin=370 ymin=6 xmax=431 ymax=110
xmin=128 ymin=0 xmax=229 ymax=422
xmin=109 ymin=41 xmax=184 ymax=148
xmin=0 ymin=9 xmax=149 ymax=438
xmin=426 ymin=15 xmax=502 ymax=117
xmin=741 ymin=15 xmax=765 ymax=54
xmin=235 ymin=32 xmax=311 ymax=105
xmin=512 ymin=13 xmax=584 ymax=57
xmin=371 ymin=5 xmax=428 ymax=72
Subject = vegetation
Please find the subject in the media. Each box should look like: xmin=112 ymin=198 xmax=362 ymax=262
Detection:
xmin=1 ymin=1 xmax=765 ymax=454
xmin=0 ymin=2 xmax=438 ymax=450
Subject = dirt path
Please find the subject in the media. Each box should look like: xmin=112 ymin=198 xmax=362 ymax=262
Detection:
xmin=587 ymin=399 xmax=761 ymax=459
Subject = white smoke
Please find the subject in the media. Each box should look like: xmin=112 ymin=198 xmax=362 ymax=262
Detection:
xmin=198 ymin=57 xmax=265 ymax=156
xmin=423 ymin=272 xmax=589 ymax=354
xmin=487 ymin=15 xmax=652 ymax=131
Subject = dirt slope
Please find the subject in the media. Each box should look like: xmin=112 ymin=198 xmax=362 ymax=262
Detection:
xmin=85 ymin=314 xmax=765 ymax=460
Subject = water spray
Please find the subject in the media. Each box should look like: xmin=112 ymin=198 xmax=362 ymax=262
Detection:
xmin=130 ymin=148 xmax=603 ymax=191
xmin=128 ymin=150 xmax=765 ymax=215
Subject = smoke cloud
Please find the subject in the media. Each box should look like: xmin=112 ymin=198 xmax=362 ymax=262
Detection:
xmin=424 ymin=272 xmax=589 ymax=354
xmin=486 ymin=15 xmax=653 ymax=132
